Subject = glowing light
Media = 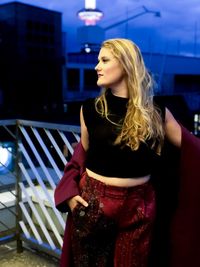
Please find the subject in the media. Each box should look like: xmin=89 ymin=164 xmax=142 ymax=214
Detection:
xmin=85 ymin=0 xmax=96 ymax=9
xmin=0 ymin=144 xmax=13 ymax=174
xmin=77 ymin=0 xmax=103 ymax=26
xmin=78 ymin=10 xmax=103 ymax=25
xmin=84 ymin=44 xmax=91 ymax=53
xmin=0 ymin=147 xmax=9 ymax=165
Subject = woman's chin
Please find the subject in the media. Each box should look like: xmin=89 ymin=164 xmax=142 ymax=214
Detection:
xmin=97 ymin=82 xmax=103 ymax=87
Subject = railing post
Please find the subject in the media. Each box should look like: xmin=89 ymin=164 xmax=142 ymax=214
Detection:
xmin=15 ymin=120 xmax=23 ymax=253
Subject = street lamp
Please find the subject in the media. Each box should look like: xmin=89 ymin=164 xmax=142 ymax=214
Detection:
xmin=104 ymin=5 xmax=161 ymax=31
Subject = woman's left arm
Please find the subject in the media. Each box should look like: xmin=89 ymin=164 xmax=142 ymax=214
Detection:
xmin=164 ymin=108 xmax=182 ymax=148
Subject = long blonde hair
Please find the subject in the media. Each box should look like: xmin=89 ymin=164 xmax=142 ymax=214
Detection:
xmin=95 ymin=38 xmax=165 ymax=154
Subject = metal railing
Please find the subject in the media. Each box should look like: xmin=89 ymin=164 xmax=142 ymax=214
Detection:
xmin=0 ymin=119 xmax=80 ymax=257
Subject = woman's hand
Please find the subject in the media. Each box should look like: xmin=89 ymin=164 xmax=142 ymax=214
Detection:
xmin=67 ymin=195 xmax=88 ymax=212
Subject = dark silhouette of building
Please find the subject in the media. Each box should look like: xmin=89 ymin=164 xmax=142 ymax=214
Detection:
xmin=0 ymin=1 xmax=63 ymax=118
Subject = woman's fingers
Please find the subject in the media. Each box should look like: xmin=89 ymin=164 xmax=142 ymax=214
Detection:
xmin=74 ymin=195 xmax=88 ymax=207
xmin=67 ymin=195 xmax=88 ymax=211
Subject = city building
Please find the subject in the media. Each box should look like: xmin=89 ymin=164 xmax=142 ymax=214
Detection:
xmin=76 ymin=0 xmax=104 ymax=52
xmin=62 ymin=0 xmax=200 ymax=132
xmin=64 ymin=51 xmax=200 ymax=108
xmin=0 ymin=1 xmax=63 ymax=118
xmin=0 ymin=1 xmax=200 ymax=133
xmin=63 ymin=50 xmax=200 ymax=131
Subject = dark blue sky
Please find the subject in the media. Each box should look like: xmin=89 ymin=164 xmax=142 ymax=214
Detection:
xmin=1 ymin=0 xmax=200 ymax=56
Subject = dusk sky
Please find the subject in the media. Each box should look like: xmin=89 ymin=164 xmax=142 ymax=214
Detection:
xmin=1 ymin=0 xmax=200 ymax=56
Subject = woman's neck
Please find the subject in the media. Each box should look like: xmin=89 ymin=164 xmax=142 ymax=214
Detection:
xmin=110 ymin=88 xmax=128 ymax=98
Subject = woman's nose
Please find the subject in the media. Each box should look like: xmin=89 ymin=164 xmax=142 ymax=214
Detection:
xmin=95 ymin=62 xmax=100 ymax=70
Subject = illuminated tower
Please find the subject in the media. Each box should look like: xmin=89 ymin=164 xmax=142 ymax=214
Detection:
xmin=77 ymin=0 xmax=105 ymax=52
xmin=78 ymin=0 xmax=103 ymax=25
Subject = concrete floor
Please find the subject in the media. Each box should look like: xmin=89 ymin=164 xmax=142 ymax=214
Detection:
xmin=0 ymin=242 xmax=59 ymax=267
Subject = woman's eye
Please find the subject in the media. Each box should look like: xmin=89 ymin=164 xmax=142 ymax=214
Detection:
xmin=96 ymin=58 xmax=109 ymax=64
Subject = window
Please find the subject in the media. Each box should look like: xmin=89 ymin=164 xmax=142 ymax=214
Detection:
xmin=67 ymin=69 xmax=80 ymax=91
xmin=174 ymin=75 xmax=200 ymax=93
xmin=84 ymin=69 xmax=98 ymax=91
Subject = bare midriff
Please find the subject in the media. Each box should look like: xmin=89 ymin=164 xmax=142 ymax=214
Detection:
xmin=86 ymin=168 xmax=151 ymax=187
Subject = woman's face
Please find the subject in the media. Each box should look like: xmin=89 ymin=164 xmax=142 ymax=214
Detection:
xmin=95 ymin=47 xmax=125 ymax=89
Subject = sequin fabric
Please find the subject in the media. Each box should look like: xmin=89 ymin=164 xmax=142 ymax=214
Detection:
xmin=71 ymin=173 xmax=156 ymax=267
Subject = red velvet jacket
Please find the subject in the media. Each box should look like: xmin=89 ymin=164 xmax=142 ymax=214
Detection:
xmin=54 ymin=141 xmax=86 ymax=267
xmin=54 ymin=126 xmax=200 ymax=267
xmin=170 ymin=126 xmax=200 ymax=267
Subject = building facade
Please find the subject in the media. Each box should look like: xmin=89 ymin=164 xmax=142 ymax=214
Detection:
xmin=64 ymin=51 xmax=200 ymax=111
xmin=62 ymin=50 xmax=200 ymax=132
xmin=0 ymin=2 xmax=63 ymax=118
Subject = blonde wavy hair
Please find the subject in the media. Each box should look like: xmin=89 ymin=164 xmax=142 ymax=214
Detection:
xmin=95 ymin=38 xmax=165 ymax=154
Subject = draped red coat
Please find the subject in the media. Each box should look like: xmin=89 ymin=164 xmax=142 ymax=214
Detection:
xmin=54 ymin=126 xmax=200 ymax=267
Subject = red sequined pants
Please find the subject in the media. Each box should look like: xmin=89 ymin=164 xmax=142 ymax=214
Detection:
xmin=71 ymin=173 xmax=156 ymax=267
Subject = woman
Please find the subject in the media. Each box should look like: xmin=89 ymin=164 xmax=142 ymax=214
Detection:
xmin=65 ymin=38 xmax=181 ymax=267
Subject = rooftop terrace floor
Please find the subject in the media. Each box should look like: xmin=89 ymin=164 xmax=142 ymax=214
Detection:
xmin=0 ymin=241 xmax=59 ymax=267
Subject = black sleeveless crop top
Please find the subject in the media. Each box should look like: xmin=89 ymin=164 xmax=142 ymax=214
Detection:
xmin=82 ymin=90 xmax=165 ymax=178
